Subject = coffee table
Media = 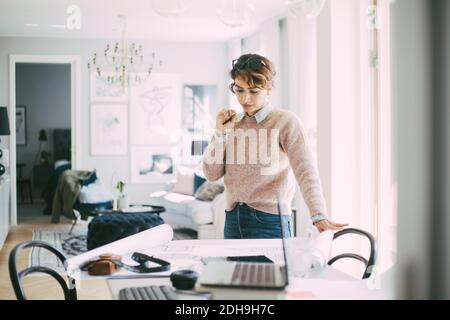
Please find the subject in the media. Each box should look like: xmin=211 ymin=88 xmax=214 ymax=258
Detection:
xmin=86 ymin=208 xmax=166 ymax=250
xmin=93 ymin=204 xmax=166 ymax=216
xmin=70 ymin=202 xmax=166 ymax=235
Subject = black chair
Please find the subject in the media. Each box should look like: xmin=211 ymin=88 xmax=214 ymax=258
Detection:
xmin=69 ymin=200 xmax=114 ymax=234
xmin=328 ymin=228 xmax=377 ymax=279
xmin=9 ymin=240 xmax=77 ymax=300
xmin=16 ymin=163 xmax=33 ymax=203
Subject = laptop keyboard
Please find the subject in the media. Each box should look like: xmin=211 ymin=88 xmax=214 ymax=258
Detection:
xmin=231 ymin=263 xmax=279 ymax=286
xmin=119 ymin=285 xmax=178 ymax=300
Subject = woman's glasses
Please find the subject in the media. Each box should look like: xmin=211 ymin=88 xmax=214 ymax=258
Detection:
xmin=231 ymin=84 xmax=263 ymax=95
xmin=232 ymin=57 xmax=267 ymax=70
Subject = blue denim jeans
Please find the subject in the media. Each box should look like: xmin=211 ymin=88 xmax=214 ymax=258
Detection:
xmin=224 ymin=203 xmax=293 ymax=239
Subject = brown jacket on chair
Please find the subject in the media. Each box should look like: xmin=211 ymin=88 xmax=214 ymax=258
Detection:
xmin=51 ymin=170 xmax=95 ymax=223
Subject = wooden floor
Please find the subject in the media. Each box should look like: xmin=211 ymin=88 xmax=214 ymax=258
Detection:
xmin=0 ymin=214 xmax=112 ymax=300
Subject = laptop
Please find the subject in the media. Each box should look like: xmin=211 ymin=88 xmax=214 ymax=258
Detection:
xmin=198 ymin=200 xmax=291 ymax=289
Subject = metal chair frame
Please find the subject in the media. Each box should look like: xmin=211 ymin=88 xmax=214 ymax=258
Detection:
xmin=328 ymin=228 xmax=377 ymax=279
xmin=9 ymin=240 xmax=77 ymax=300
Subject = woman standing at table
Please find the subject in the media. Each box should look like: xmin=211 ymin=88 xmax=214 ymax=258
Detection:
xmin=202 ymin=53 xmax=347 ymax=239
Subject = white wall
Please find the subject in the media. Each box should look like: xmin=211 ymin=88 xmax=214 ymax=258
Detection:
xmin=238 ymin=17 xmax=283 ymax=109
xmin=392 ymin=0 xmax=433 ymax=299
xmin=226 ymin=38 xmax=242 ymax=110
xmin=0 ymin=36 xmax=228 ymax=206
xmin=259 ymin=19 xmax=282 ymax=109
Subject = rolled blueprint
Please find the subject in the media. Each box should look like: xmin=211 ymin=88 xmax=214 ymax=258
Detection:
xmin=65 ymin=224 xmax=174 ymax=270
xmin=310 ymin=230 xmax=333 ymax=269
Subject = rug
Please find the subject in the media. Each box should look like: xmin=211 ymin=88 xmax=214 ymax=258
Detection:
xmin=29 ymin=227 xmax=198 ymax=274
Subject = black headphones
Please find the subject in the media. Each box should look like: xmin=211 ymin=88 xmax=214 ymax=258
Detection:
xmin=112 ymin=252 xmax=171 ymax=274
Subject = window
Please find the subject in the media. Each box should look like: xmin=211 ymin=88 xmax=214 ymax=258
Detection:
xmin=360 ymin=0 xmax=396 ymax=274
xmin=374 ymin=0 xmax=397 ymax=273
xmin=181 ymin=85 xmax=216 ymax=164
xmin=312 ymin=0 xmax=395 ymax=278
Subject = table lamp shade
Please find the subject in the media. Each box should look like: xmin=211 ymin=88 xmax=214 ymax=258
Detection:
xmin=0 ymin=107 xmax=11 ymax=136
xmin=38 ymin=129 xmax=48 ymax=141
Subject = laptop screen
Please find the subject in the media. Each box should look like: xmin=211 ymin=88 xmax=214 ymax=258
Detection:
xmin=277 ymin=200 xmax=291 ymax=286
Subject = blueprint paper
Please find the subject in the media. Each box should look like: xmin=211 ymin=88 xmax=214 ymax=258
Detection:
xmin=65 ymin=224 xmax=173 ymax=271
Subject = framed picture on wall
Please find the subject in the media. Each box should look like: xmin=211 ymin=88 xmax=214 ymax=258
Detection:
xmin=130 ymin=145 xmax=180 ymax=184
xmin=90 ymin=103 xmax=128 ymax=155
xmin=16 ymin=105 xmax=27 ymax=146
xmin=129 ymin=73 xmax=182 ymax=145
xmin=90 ymin=71 xmax=128 ymax=102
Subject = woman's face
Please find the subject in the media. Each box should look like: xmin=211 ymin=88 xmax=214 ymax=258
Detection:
xmin=233 ymin=77 xmax=272 ymax=116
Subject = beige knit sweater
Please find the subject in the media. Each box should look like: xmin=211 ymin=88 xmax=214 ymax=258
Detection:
xmin=202 ymin=107 xmax=328 ymax=217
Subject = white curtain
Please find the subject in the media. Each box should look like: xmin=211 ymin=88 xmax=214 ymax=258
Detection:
xmin=285 ymin=14 xmax=319 ymax=237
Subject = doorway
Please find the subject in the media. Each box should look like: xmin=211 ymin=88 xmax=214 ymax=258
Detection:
xmin=9 ymin=55 xmax=82 ymax=226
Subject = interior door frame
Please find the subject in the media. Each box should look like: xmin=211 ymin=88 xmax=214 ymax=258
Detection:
xmin=9 ymin=54 xmax=82 ymax=226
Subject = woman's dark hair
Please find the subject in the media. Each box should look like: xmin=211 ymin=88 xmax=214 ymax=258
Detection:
xmin=229 ymin=53 xmax=276 ymax=93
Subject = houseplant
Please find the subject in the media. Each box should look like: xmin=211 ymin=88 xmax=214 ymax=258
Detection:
xmin=116 ymin=180 xmax=128 ymax=210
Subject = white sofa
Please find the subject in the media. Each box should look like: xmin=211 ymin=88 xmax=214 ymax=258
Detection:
xmin=149 ymin=181 xmax=226 ymax=239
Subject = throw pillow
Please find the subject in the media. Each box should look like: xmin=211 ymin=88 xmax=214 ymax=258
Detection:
xmin=194 ymin=181 xmax=224 ymax=201
xmin=193 ymin=173 xmax=207 ymax=194
xmin=171 ymin=166 xmax=195 ymax=196
xmin=82 ymin=170 xmax=97 ymax=186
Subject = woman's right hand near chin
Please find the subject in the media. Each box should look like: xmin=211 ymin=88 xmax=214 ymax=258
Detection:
xmin=216 ymin=108 xmax=237 ymax=134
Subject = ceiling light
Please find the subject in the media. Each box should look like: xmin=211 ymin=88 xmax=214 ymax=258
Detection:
xmin=152 ymin=0 xmax=191 ymax=17
xmin=286 ymin=0 xmax=326 ymax=19
xmin=88 ymin=15 xmax=162 ymax=91
xmin=217 ymin=0 xmax=255 ymax=28
xmin=25 ymin=23 xmax=39 ymax=27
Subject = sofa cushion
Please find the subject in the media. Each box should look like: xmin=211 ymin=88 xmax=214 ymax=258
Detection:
xmin=171 ymin=166 xmax=194 ymax=195
xmin=149 ymin=191 xmax=214 ymax=225
xmin=150 ymin=191 xmax=191 ymax=215
xmin=79 ymin=179 xmax=113 ymax=204
xmin=212 ymin=192 xmax=226 ymax=238
xmin=82 ymin=170 xmax=98 ymax=186
xmin=193 ymin=173 xmax=207 ymax=194
xmin=194 ymin=181 xmax=224 ymax=201
xmin=187 ymin=200 xmax=214 ymax=225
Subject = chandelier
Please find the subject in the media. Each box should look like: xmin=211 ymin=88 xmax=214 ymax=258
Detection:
xmin=217 ymin=0 xmax=255 ymax=28
xmin=151 ymin=0 xmax=191 ymax=17
xmin=286 ymin=0 xmax=326 ymax=19
xmin=88 ymin=15 xmax=162 ymax=91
